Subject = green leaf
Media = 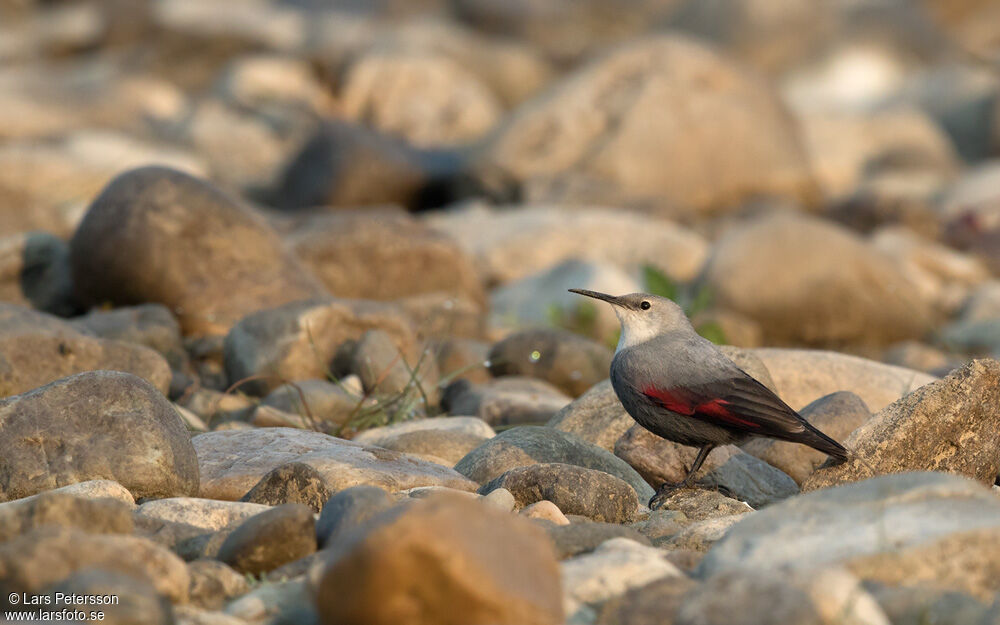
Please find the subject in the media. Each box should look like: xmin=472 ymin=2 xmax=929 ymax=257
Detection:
xmin=687 ymin=284 xmax=714 ymax=318
xmin=642 ymin=265 xmax=678 ymax=301
xmin=696 ymin=321 xmax=727 ymax=345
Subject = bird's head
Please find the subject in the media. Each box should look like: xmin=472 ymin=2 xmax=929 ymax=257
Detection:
xmin=568 ymin=289 xmax=693 ymax=351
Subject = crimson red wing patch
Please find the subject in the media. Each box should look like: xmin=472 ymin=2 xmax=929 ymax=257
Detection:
xmin=642 ymin=386 xmax=694 ymax=415
xmin=694 ymin=398 xmax=760 ymax=428
xmin=642 ymin=386 xmax=760 ymax=429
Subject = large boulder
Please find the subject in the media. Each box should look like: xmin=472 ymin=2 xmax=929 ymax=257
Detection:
xmin=192 ymin=427 xmax=477 ymax=501
xmin=69 ymin=166 xmax=328 ymax=337
xmin=339 ymin=49 xmax=502 ymax=147
xmin=315 ymin=493 xmax=564 ymax=625
xmin=223 ymin=297 xmax=417 ymax=396
xmin=287 ymin=210 xmax=484 ymax=305
xmin=480 ymin=36 xmax=816 ymax=215
xmin=0 ymin=371 xmax=199 ymax=502
xmin=699 ymin=472 xmax=1000 ymax=580
xmin=426 ymin=204 xmax=709 ymax=285
xmin=365 ymin=429 xmax=489 ymax=467
xmin=702 ymin=212 xmax=935 ymax=346
xmin=748 ymin=348 xmax=937 ymax=412
xmin=0 ymin=303 xmax=171 ymax=396
xmin=803 ymin=360 xmax=1000 ymax=491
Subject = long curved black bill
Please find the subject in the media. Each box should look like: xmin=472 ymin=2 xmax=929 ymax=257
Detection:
xmin=568 ymin=289 xmax=624 ymax=307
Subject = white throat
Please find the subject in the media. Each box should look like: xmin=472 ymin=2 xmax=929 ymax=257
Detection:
xmin=614 ymin=309 xmax=660 ymax=352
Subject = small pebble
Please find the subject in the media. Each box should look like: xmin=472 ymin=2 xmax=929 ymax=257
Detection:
xmin=521 ymin=500 xmax=570 ymax=526
xmin=481 ymin=487 xmax=516 ymax=513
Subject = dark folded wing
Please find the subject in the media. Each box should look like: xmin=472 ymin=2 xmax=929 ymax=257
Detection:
xmin=642 ymin=374 xmax=807 ymax=437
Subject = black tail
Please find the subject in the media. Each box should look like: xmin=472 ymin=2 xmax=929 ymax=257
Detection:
xmin=800 ymin=423 xmax=850 ymax=464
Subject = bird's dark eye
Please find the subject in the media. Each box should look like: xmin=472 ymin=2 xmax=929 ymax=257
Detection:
xmin=640 ymin=301 xmax=651 ymax=310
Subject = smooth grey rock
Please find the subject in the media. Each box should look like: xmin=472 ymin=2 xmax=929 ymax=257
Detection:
xmin=455 ymin=426 xmax=655 ymax=503
xmin=0 ymin=232 xmax=75 ymax=316
xmin=315 ymin=485 xmax=394 ymax=548
xmin=193 ymin=427 xmax=477 ymax=501
xmin=370 ymin=429 xmax=489 ymax=466
xmin=217 ymin=503 xmax=317 ymax=575
xmin=481 ymin=463 xmax=639 ymax=523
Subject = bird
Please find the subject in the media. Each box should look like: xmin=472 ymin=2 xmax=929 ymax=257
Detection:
xmin=568 ymin=289 xmax=849 ymax=509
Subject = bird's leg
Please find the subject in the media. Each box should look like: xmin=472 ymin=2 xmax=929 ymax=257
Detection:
xmin=648 ymin=444 xmax=714 ymax=510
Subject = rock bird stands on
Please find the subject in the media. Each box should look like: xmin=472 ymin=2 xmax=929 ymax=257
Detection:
xmin=569 ymin=289 xmax=849 ymax=509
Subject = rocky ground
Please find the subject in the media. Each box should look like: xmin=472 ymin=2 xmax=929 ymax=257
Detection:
xmin=2 ymin=0 xmax=1000 ymax=624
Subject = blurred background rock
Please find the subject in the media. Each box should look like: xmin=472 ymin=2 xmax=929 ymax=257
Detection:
xmin=2 ymin=0 xmax=1000 ymax=377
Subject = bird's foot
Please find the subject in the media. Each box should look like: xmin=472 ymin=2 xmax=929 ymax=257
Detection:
xmin=648 ymin=480 xmax=693 ymax=510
